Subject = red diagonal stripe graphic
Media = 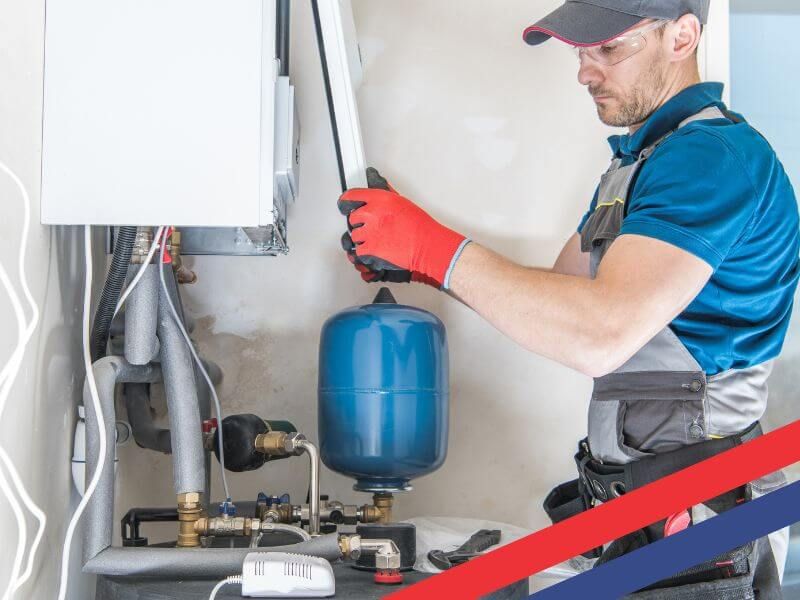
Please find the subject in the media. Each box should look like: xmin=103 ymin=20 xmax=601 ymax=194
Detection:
xmin=388 ymin=419 xmax=800 ymax=600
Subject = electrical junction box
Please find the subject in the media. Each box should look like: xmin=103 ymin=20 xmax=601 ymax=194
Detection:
xmin=41 ymin=0 xmax=299 ymax=255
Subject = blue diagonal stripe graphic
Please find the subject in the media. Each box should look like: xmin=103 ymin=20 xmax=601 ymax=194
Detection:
xmin=531 ymin=479 xmax=800 ymax=599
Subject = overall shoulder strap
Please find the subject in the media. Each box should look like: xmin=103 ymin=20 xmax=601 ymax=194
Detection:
xmin=639 ymin=106 xmax=727 ymax=161
xmin=620 ymin=106 xmax=728 ymax=219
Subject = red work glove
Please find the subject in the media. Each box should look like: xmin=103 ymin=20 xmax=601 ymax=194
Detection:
xmin=340 ymin=168 xmax=414 ymax=284
xmin=338 ymin=168 xmax=470 ymax=289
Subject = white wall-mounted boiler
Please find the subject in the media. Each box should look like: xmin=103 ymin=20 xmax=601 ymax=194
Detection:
xmin=41 ymin=0 xmax=299 ymax=254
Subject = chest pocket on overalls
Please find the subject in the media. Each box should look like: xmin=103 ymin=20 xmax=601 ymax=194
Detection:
xmin=580 ymin=163 xmax=636 ymax=278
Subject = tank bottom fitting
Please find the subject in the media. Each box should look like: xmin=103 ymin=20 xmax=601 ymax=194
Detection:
xmin=373 ymin=492 xmax=394 ymax=524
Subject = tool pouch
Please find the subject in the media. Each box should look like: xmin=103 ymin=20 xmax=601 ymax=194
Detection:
xmin=542 ymin=479 xmax=602 ymax=560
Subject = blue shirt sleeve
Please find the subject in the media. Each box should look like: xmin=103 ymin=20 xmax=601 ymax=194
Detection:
xmin=619 ymin=130 xmax=759 ymax=271
xmin=578 ymin=187 xmax=599 ymax=233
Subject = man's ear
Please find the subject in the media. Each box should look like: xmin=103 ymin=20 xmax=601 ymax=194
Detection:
xmin=669 ymin=14 xmax=702 ymax=61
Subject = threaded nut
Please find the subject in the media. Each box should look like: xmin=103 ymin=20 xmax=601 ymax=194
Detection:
xmin=255 ymin=431 xmax=290 ymax=456
xmin=178 ymin=492 xmax=201 ymax=505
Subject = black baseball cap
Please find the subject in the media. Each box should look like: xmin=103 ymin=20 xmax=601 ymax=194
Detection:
xmin=523 ymin=0 xmax=710 ymax=46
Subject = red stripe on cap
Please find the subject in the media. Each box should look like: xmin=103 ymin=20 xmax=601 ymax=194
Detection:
xmin=522 ymin=19 xmax=647 ymax=47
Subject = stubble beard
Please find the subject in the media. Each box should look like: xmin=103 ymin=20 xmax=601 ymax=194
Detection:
xmin=593 ymin=60 xmax=668 ymax=128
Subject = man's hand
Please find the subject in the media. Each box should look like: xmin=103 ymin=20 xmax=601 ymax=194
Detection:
xmin=338 ymin=168 xmax=469 ymax=289
xmin=340 ymin=168 xmax=413 ymax=284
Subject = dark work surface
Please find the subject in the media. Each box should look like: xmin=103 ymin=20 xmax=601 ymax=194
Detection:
xmin=96 ymin=563 xmax=529 ymax=599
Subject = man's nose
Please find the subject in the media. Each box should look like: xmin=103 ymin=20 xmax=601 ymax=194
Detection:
xmin=577 ymin=55 xmax=603 ymax=87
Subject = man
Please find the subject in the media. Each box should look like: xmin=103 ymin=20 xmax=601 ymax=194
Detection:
xmin=338 ymin=0 xmax=799 ymax=596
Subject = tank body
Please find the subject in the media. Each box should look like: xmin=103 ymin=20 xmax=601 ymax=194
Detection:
xmin=318 ymin=292 xmax=449 ymax=492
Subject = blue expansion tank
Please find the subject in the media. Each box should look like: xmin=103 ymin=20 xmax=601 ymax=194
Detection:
xmin=318 ymin=288 xmax=449 ymax=492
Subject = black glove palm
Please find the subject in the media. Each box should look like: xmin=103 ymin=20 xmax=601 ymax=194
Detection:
xmin=339 ymin=167 xmax=413 ymax=284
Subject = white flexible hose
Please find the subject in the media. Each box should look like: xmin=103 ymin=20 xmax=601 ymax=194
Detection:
xmin=114 ymin=225 xmax=166 ymax=318
xmin=57 ymin=226 xmax=105 ymax=600
xmin=158 ymin=229 xmax=230 ymax=500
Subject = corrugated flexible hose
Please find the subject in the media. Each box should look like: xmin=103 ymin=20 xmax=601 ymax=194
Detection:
xmin=90 ymin=226 xmax=138 ymax=361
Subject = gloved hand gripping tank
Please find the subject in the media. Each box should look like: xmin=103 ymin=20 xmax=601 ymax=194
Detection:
xmin=318 ymin=288 xmax=449 ymax=492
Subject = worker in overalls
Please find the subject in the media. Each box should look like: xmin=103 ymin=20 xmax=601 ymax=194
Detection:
xmin=337 ymin=0 xmax=800 ymax=596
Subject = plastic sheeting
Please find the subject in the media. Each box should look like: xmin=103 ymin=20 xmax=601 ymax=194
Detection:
xmin=402 ymin=516 xmax=533 ymax=574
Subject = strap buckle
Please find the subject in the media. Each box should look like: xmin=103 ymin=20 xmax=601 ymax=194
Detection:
xmin=575 ymin=440 xmax=627 ymax=503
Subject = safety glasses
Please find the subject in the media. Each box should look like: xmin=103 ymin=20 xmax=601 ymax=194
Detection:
xmin=572 ymin=20 xmax=670 ymax=66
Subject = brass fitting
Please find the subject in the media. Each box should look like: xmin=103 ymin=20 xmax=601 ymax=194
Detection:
xmin=177 ymin=492 xmax=204 ymax=548
xmin=131 ymin=228 xmax=155 ymax=264
xmin=255 ymin=431 xmax=290 ymax=456
xmin=175 ymin=265 xmax=198 ymax=285
xmin=170 ymin=231 xmax=182 ymax=266
xmin=169 ymin=231 xmax=198 ymax=284
xmin=266 ymin=504 xmax=295 ymax=524
xmin=358 ymin=504 xmax=383 ymax=524
xmin=195 ymin=516 xmax=258 ymax=537
xmin=254 ymin=431 xmax=305 ymax=457
xmin=372 ymin=493 xmax=394 ymax=524
xmin=194 ymin=517 xmax=209 ymax=536
xmin=339 ymin=534 xmax=362 ymax=561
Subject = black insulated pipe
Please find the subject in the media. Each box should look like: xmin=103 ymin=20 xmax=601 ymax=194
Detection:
xmin=277 ymin=0 xmax=291 ymax=76
xmin=91 ymin=226 xmax=138 ymax=361
xmin=121 ymin=507 xmax=179 ymax=547
xmin=124 ymin=383 xmax=172 ymax=454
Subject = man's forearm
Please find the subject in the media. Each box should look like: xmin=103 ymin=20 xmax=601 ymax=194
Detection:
xmin=448 ymin=243 xmax=624 ymax=376
xmin=334 ymin=179 xmax=711 ymax=373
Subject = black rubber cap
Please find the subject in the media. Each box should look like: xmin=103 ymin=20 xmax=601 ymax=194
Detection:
xmin=373 ymin=288 xmax=397 ymax=305
xmin=213 ymin=414 xmax=268 ymax=473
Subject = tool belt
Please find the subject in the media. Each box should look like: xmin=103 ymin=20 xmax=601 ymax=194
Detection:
xmin=544 ymin=422 xmax=761 ymax=560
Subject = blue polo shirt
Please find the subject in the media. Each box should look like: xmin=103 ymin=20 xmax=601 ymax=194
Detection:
xmin=578 ymin=82 xmax=800 ymax=376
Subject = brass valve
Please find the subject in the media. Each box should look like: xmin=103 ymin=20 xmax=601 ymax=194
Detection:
xmin=194 ymin=516 xmax=259 ymax=537
xmin=177 ymin=492 xmax=204 ymax=548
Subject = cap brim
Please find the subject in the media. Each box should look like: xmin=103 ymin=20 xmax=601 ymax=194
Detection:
xmin=523 ymin=2 xmax=644 ymax=47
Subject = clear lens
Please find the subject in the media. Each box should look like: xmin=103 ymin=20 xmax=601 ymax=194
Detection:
xmin=572 ymin=20 xmax=668 ymax=66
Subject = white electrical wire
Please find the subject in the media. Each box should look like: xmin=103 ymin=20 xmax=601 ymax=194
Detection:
xmin=0 ymin=160 xmax=44 ymax=600
xmin=57 ymin=226 xmax=105 ymax=600
xmin=113 ymin=225 xmax=166 ymax=318
xmin=208 ymin=575 xmax=242 ymax=600
xmin=158 ymin=229 xmax=230 ymax=500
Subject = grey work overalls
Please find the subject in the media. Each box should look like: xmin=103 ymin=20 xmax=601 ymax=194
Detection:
xmin=553 ymin=106 xmax=788 ymax=598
